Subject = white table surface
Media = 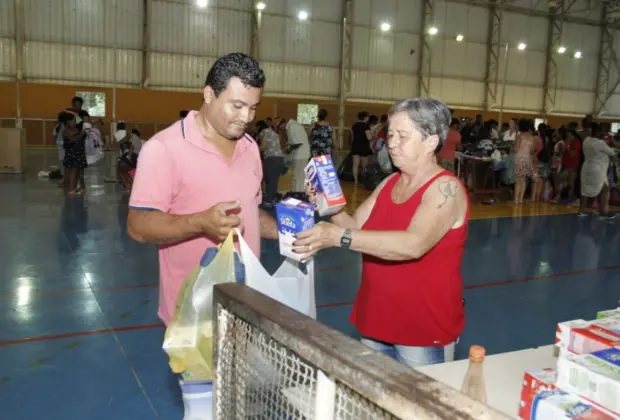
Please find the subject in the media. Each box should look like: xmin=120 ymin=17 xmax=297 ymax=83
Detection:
xmin=415 ymin=345 xmax=559 ymax=418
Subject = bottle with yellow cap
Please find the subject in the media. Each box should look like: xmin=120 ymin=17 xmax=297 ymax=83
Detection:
xmin=461 ymin=345 xmax=487 ymax=404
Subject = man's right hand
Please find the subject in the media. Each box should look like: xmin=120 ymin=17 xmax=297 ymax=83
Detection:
xmin=199 ymin=201 xmax=242 ymax=241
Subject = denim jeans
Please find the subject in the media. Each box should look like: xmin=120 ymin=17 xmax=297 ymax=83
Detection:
xmin=361 ymin=337 xmax=456 ymax=369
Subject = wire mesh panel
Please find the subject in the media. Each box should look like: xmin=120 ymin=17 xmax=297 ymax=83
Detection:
xmin=213 ymin=284 xmax=510 ymax=420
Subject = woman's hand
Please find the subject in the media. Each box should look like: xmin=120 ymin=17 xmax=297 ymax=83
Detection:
xmin=293 ymin=222 xmax=344 ymax=260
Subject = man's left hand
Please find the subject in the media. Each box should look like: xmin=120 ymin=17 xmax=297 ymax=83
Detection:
xmin=293 ymin=222 xmax=343 ymax=260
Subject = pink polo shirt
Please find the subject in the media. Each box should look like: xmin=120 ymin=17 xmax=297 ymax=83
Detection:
xmin=129 ymin=111 xmax=262 ymax=325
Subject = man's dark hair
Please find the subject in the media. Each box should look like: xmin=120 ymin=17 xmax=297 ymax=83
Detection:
xmin=357 ymin=111 xmax=369 ymax=121
xmin=204 ymin=53 xmax=265 ymax=96
xmin=78 ymin=110 xmax=89 ymax=118
xmin=131 ymin=128 xmax=141 ymax=137
xmin=72 ymin=96 xmax=84 ymax=104
xmin=179 ymin=110 xmax=189 ymax=118
xmin=317 ymin=109 xmax=328 ymax=121
xmin=380 ymin=114 xmax=388 ymax=123
xmin=368 ymin=114 xmax=379 ymax=125
xmin=116 ymin=121 xmax=126 ymax=130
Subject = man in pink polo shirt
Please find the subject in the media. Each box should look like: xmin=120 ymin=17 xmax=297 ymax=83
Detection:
xmin=127 ymin=53 xmax=278 ymax=420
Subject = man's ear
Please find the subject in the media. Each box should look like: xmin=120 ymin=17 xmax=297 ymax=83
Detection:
xmin=203 ymin=85 xmax=215 ymax=105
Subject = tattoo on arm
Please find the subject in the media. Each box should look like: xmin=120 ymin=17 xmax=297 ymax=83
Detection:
xmin=437 ymin=180 xmax=458 ymax=209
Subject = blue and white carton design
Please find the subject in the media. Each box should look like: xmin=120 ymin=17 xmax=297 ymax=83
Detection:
xmin=305 ymin=155 xmax=347 ymax=217
xmin=275 ymin=198 xmax=316 ymax=261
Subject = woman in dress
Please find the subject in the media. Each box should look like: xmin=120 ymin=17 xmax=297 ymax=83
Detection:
xmin=294 ymin=98 xmax=469 ymax=368
xmin=62 ymin=115 xmax=88 ymax=196
xmin=310 ymin=109 xmax=333 ymax=157
xmin=578 ymin=123 xmax=618 ymax=219
xmin=350 ymin=111 xmax=373 ymax=184
xmin=513 ymin=119 xmax=537 ymax=204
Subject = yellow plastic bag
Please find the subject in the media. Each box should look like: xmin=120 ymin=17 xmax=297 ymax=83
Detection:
xmin=162 ymin=231 xmax=238 ymax=382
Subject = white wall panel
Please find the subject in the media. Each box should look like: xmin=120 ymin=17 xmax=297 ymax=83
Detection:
xmin=353 ymin=0 xmax=422 ymax=34
xmin=557 ymin=55 xmax=598 ymax=91
xmin=497 ymin=84 xmax=543 ymax=111
xmin=556 ymin=90 xmax=595 ymax=114
xmin=150 ymin=52 xmax=216 ymax=88
xmin=429 ymin=78 xmax=484 ymax=107
xmin=501 ymin=13 xmax=548 ymax=53
xmin=433 ymin=1 xmax=488 ymax=45
xmin=350 ymin=70 xmax=416 ymax=101
xmin=151 ymin=1 xmax=250 ymax=56
xmin=604 ymin=94 xmax=620 ymax=117
xmin=509 ymin=0 xmax=547 ymax=13
xmin=565 ymin=0 xmax=603 ymax=21
xmin=23 ymin=42 xmax=141 ymax=84
xmin=352 ymin=27 xmax=418 ymax=75
xmin=262 ymin=62 xmax=339 ymax=96
xmin=0 ymin=0 xmax=15 ymax=38
xmin=0 ymin=38 xmax=16 ymax=77
xmin=258 ymin=15 xmax=340 ymax=67
xmin=23 ymin=0 xmax=143 ymax=50
xmin=498 ymin=47 xmax=546 ymax=87
xmin=430 ymin=40 xmax=487 ymax=82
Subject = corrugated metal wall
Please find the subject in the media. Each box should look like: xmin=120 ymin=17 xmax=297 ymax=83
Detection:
xmin=0 ymin=0 xmax=617 ymax=115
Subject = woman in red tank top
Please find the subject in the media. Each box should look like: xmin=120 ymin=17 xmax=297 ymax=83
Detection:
xmin=295 ymin=98 xmax=470 ymax=368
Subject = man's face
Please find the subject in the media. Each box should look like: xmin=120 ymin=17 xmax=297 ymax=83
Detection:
xmin=203 ymin=77 xmax=262 ymax=140
xmin=72 ymin=100 xmax=82 ymax=111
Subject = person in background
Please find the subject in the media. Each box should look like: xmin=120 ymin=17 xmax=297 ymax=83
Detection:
xmin=503 ymin=118 xmax=518 ymax=142
xmin=513 ymin=119 xmax=536 ymax=204
xmin=63 ymin=114 xmax=87 ymax=196
xmin=294 ymin=97 xmax=469 ymax=369
xmin=473 ymin=114 xmax=483 ymax=140
xmin=127 ymin=53 xmax=278 ymax=420
xmin=369 ymin=114 xmax=380 ymax=139
xmin=437 ymin=118 xmax=462 ymax=173
xmin=578 ymin=122 xmax=618 ymax=219
xmin=372 ymin=114 xmax=389 ymax=150
xmin=282 ymin=118 xmax=311 ymax=194
xmin=535 ymin=123 xmax=553 ymax=201
xmin=114 ymin=121 xmax=127 ymax=153
xmin=529 ymin=122 xmax=544 ymax=202
xmin=256 ymin=119 xmax=285 ymax=207
xmin=310 ymin=108 xmax=333 ymax=157
xmin=560 ymin=127 xmax=582 ymax=200
xmin=350 ymin=111 xmax=373 ymax=184
xmin=551 ymin=127 xmax=567 ymax=198
xmin=118 ymin=141 xmax=138 ymax=192
xmin=130 ymin=128 xmax=143 ymax=155
xmin=498 ymin=122 xmax=509 ymax=140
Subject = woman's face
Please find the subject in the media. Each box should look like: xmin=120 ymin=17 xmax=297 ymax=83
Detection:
xmin=509 ymin=120 xmax=515 ymax=130
xmin=387 ymin=111 xmax=437 ymax=170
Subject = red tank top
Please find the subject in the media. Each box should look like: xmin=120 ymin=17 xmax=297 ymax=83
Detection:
xmin=350 ymin=171 xmax=469 ymax=347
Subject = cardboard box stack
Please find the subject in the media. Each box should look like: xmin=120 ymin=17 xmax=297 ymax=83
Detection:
xmin=519 ymin=306 xmax=620 ymax=420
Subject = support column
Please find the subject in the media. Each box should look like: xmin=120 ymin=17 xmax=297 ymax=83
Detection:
xmin=593 ymin=7 xmax=620 ymax=116
xmin=250 ymin=2 xmax=263 ymax=60
xmin=483 ymin=1 xmax=501 ymax=110
xmin=142 ymin=0 xmax=151 ymax=89
xmin=14 ymin=0 xmax=24 ymax=128
xmin=542 ymin=3 xmax=564 ymax=115
xmin=337 ymin=0 xmax=352 ymax=150
xmin=417 ymin=0 xmax=433 ymax=97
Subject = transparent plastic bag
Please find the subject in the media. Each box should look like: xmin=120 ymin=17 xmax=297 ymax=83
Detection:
xmin=162 ymin=231 xmax=242 ymax=382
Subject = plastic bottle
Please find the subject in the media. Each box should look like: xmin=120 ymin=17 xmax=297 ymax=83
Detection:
xmin=461 ymin=345 xmax=487 ymax=404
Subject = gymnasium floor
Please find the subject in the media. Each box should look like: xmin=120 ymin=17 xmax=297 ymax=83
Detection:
xmin=1 ymin=151 xmax=619 ymax=419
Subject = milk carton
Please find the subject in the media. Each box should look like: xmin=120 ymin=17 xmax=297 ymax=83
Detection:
xmin=305 ymin=155 xmax=346 ymax=217
xmin=275 ymin=198 xmax=315 ymax=261
xmin=556 ymin=319 xmax=620 ymax=355
xmin=557 ymin=349 xmax=620 ymax=414
xmin=527 ymin=390 xmax=615 ymax=420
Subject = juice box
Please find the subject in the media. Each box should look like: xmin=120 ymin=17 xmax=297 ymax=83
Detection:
xmin=556 ymin=319 xmax=620 ymax=355
xmin=275 ymin=198 xmax=315 ymax=262
xmin=519 ymin=369 xmax=616 ymax=419
xmin=528 ymin=390 xmax=615 ymax=420
xmin=598 ymin=309 xmax=620 ymax=320
xmin=305 ymin=155 xmax=346 ymax=217
xmin=557 ymin=349 xmax=620 ymax=414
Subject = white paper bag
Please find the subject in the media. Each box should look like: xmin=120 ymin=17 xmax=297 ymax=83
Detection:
xmin=236 ymin=229 xmax=316 ymax=319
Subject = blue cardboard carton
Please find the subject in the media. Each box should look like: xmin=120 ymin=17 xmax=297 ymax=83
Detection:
xmin=305 ymin=155 xmax=346 ymax=216
xmin=275 ymin=198 xmax=316 ymax=261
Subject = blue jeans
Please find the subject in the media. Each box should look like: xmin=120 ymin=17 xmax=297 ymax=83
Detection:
xmin=361 ymin=337 xmax=456 ymax=369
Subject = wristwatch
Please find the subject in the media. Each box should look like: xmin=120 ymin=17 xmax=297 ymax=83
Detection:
xmin=340 ymin=229 xmax=352 ymax=249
